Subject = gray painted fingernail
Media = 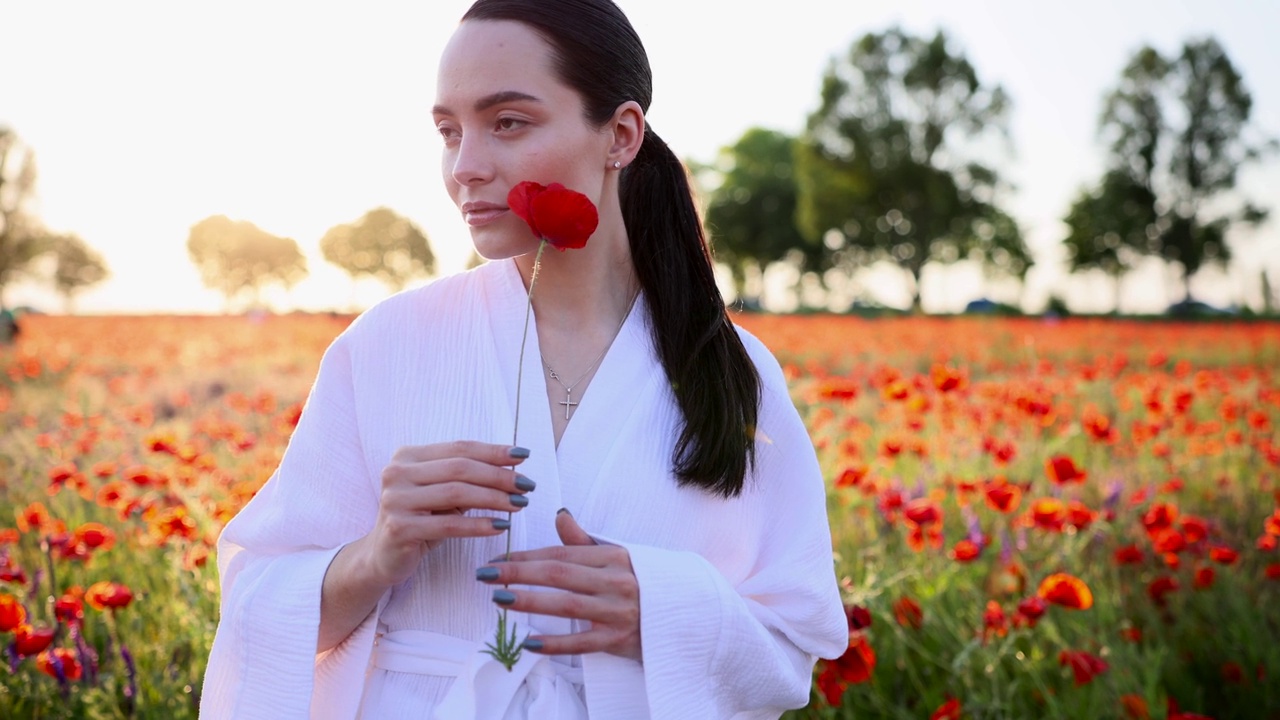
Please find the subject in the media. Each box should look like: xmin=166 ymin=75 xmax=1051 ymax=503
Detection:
xmin=521 ymin=638 xmax=544 ymax=651
xmin=509 ymin=494 xmax=529 ymax=508
xmin=491 ymin=518 xmax=511 ymax=531
xmin=514 ymin=474 xmax=536 ymax=492
xmin=509 ymin=446 xmax=531 ymax=459
xmin=493 ymin=589 xmax=516 ymax=606
xmin=476 ymin=566 xmax=500 ymax=581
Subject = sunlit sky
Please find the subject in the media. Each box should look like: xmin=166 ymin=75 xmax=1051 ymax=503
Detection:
xmin=2 ymin=0 xmax=1277 ymax=314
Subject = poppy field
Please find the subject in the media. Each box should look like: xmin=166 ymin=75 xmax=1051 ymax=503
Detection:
xmin=1 ymin=312 xmax=1278 ymax=718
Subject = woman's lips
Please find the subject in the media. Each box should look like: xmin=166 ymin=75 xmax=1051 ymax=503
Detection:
xmin=462 ymin=203 xmax=508 ymax=227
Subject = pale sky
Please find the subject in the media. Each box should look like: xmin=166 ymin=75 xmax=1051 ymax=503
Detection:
xmin=2 ymin=0 xmax=1277 ymax=314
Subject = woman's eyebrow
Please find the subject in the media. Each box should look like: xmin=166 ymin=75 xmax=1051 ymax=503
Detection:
xmin=432 ymin=90 xmax=542 ymax=117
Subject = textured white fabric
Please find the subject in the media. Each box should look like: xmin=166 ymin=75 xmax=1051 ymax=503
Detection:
xmin=200 ymin=259 xmax=847 ymax=719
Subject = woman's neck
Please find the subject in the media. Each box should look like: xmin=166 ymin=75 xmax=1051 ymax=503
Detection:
xmin=513 ymin=220 xmax=639 ymax=338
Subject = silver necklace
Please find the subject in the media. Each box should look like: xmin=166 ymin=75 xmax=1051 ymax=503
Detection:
xmin=541 ymin=295 xmax=637 ymax=420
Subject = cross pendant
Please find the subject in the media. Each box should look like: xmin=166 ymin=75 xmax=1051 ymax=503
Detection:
xmin=558 ymin=390 xmax=579 ymax=420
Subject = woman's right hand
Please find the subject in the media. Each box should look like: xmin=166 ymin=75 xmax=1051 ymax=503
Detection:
xmin=360 ymin=441 xmax=534 ymax=588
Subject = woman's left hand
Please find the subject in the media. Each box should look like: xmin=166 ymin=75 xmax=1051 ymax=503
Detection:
xmin=476 ymin=510 xmax=642 ymax=662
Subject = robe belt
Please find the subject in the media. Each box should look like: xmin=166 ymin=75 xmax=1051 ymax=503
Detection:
xmin=371 ymin=629 xmax=588 ymax=720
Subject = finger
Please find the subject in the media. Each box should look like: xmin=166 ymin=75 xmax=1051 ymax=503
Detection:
xmin=383 ymin=456 xmax=535 ymax=496
xmin=555 ymin=509 xmax=597 ymax=547
xmin=497 ymin=544 xmax=627 ymax=568
xmin=522 ymin=628 xmax=640 ymax=659
xmin=393 ymin=440 xmax=530 ymax=467
xmin=385 ymin=481 xmax=530 ymax=515
xmin=475 ymin=559 xmax=604 ymax=594
xmin=491 ymin=588 xmax=634 ymax=626
xmin=383 ymin=512 xmax=512 ymax=545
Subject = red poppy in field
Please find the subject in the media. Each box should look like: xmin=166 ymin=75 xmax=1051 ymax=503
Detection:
xmin=845 ymin=604 xmax=872 ymax=631
xmin=1030 ymin=498 xmax=1066 ymax=532
xmin=1209 ymin=545 xmax=1239 ymax=565
xmin=1121 ymin=694 xmax=1150 ymax=720
xmin=55 ymin=591 xmax=84 ymax=627
xmin=0 ymin=593 xmax=26 ymax=631
xmin=835 ymin=465 xmax=868 ymax=489
xmin=1059 ymin=649 xmax=1109 ymax=685
xmin=1045 ymin=455 xmax=1087 ymax=485
xmin=817 ymin=378 xmax=860 ymax=401
xmin=1221 ymin=661 xmax=1244 ymax=684
xmin=879 ymin=436 xmax=905 ymax=459
xmin=930 ymin=698 xmax=962 ymax=720
xmin=1120 ymin=626 xmax=1143 ymax=643
xmin=893 ymin=596 xmax=924 ymax=629
xmin=1114 ymin=544 xmax=1144 ymax=565
xmin=816 ymin=631 xmax=877 ymax=704
xmin=904 ymin=499 xmax=943 ymax=527
xmin=1193 ymin=566 xmax=1215 ymax=589
xmin=1148 ymin=575 xmax=1179 ymax=606
xmin=507 ymin=181 xmax=599 ymax=250
xmin=15 ymin=501 xmax=51 ymax=534
xmin=951 ymin=538 xmax=982 ymax=563
xmin=1013 ymin=596 xmax=1048 ymax=628
xmin=1082 ymin=409 xmax=1119 ymax=443
xmin=1152 ymin=529 xmax=1186 ymax=554
xmin=1266 ymin=563 xmax=1280 ymax=581
xmin=1142 ymin=502 xmax=1178 ymax=533
xmin=13 ymin=624 xmax=55 ymax=656
xmin=984 ymin=478 xmax=1022 ymax=513
xmin=1065 ymin=500 xmax=1097 ymax=531
xmin=1037 ymin=573 xmax=1093 ymax=610
xmin=931 ymin=364 xmax=967 ymax=393
xmin=1179 ymin=515 xmax=1209 ymax=544
xmin=73 ymin=522 xmax=115 ymax=551
xmin=37 ymin=647 xmax=82 ymax=681
xmin=982 ymin=600 xmax=1007 ymax=644
xmin=85 ymin=581 xmax=134 ymax=611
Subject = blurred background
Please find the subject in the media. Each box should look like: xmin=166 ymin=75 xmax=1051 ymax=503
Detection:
xmin=1 ymin=0 xmax=1276 ymax=317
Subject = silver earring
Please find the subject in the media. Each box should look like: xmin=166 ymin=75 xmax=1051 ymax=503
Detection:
xmin=612 ymin=160 xmax=622 ymax=169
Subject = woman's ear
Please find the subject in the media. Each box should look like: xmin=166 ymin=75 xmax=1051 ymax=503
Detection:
xmin=607 ymin=101 xmax=645 ymax=170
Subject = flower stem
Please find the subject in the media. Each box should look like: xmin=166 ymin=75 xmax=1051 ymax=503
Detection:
xmin=486 ymin=239 xmax=548 ymax=671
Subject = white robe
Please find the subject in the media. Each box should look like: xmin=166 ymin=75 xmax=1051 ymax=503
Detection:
xmin=200 ymin=260 xmax=847 ymax=719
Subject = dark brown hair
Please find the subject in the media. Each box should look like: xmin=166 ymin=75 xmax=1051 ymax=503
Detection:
xmin=462 ymin=0 xmax=762 ymax=497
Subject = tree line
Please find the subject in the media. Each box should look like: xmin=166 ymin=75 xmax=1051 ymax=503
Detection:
xmin=0 ymin=128 xmax=109 ymax=313
xmin=699 ymin=29 xmax=1276 ymax=313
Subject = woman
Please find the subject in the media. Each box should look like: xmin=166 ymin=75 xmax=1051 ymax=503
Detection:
xmin=201 ymin=1 xmax=847 ymax=717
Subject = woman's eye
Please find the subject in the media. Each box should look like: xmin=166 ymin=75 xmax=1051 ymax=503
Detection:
xmin=495 ymin=117 xmax=526 ymax=132
xmin=437 ymin=126 xmax=460 ymax=143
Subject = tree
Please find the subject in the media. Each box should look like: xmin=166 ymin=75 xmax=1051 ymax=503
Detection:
xmin=1094 ymin=38 xmax=1274 ymax=303
xmin=186 ymin=215 xmax=308 ymax=310
xmin=703 ymin=128 xmax=811 ymax=303
xmin=48 ymin=233 xmax=110 ymax=312
xmin=320 ymin=207 xmax=435 ymax=293
xmin=796 ymin=28 xmax=1030 ymax=311
xmin=1061 ymin=169 xmax=1157 ymax=312
xmin=0 ymin=128 xmax=50 ymax=311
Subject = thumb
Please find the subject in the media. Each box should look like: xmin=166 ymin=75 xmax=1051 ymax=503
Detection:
xmin=556 ymin=508 xmax=597 ymax=547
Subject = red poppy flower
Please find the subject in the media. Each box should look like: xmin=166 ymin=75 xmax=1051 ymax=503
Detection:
xmin=951 ymin=538 xmax=982 ymax=563
xmin=1114 ymin=544 xmax=1144 ymax=565
xmin=982 ymin=600 xmax=1008 ymax=644
xmin=1148 ymin=575 xmax=1179 ymax=606
xmin=1037 ymin=573 xmax=1093 ymax=610
xmin=1209 ymin=545 xmax=1239 ymax=565
xmin=904 ymin=499 xmax=943 ymax=527
xmin=1030 ymin=498 xmax=1066 ymax=532
xmin=931 ymin=364 xmax=966 ymax=393
xmin=507 ymin=182 xmax=599 ymax=250
xmin=1014 ymin=595 xmax=1048 ymax=627
xmin=1045 ymin=455 xmax=1087 ymax=485
xmin=984 ymin=479 xmax=1021 ymax=513
xmin=13 ymin=624 xmax=55 ymax=656
xmin=893 ymin=596 xmax=924 ymax=629
xmin=1193 ymin=566 xmax=1215 ymax=589
xmin=931 ymin=698 xmax=963 ymax=720
xmin=835 ymin=465 xmax=868 ymax=489
xmin=37 ymin=647 xmax=82 ymax=681
xmin=1120 ymin=694 xmax=1150 ymax=720
xmin=1059 ymin=649 xmax=1109 ymax=686
xmin=0 ymin=593 xmax=26 ymax=632
xmin=85 ymin=581 xmax=134 ymax=611
xmin=845 ymin=604 xmax=872 ymax=631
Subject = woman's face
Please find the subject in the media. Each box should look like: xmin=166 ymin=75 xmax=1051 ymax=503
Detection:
xmin=434 ymin=20 xmax=614 ymax=259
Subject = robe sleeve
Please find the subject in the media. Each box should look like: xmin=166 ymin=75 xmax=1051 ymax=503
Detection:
xmin=200 ymin=330 xmax=385 ymax=719
xmin=602 ymin=338 xmax=849 ymax=719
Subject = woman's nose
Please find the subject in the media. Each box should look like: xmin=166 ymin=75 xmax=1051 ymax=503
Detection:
xmin=450 ymin=134 xmax=494 ymax=187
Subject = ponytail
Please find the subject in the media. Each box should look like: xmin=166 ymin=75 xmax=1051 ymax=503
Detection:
xmin=622 ymin=126 xmax=761 ymax=497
